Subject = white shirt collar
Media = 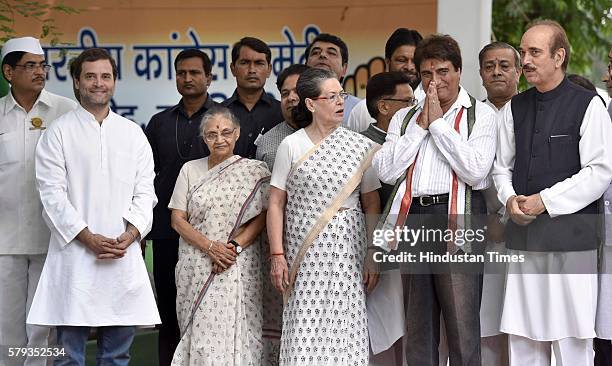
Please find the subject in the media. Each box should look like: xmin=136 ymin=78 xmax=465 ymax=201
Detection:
xmin=75 ymin=104 xmax=114 ymax=125
xmin=483 ymin=98 xmax=501 ymax=112
xmin=414 ymin=83 xmax=426 ymax=102
xmin=371 ymin=123 xmax=386 ymax=134
xmin=2 ymin=89 xmax=53 ymax=115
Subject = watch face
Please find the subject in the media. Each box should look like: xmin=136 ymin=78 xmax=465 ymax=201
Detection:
xmin=231 ymin=240 xmax=242 ymax=254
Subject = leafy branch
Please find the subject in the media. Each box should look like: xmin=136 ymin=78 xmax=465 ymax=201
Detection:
xmin=0 ymin=0 xmax=79 ymax=45
xmin=492 ymin=0 xmax=612 ymax=89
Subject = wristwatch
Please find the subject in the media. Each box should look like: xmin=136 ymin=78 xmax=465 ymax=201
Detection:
xmin=229 ymin=239 xmax=243 ymax=254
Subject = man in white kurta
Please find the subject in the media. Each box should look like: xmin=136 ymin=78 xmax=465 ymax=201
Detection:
xmin=493 ymin=21 xmax=612 ymax=366
xmin=478 ymin=41 xmax=520 ymax=366
xmin=28 ymin=48 xmax=159 ymax=366
xmin=0 ymin=37 xmax=76 ymax=366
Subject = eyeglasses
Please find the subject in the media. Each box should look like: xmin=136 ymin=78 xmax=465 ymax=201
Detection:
xmin=14 ymin=62 xmax=52 ymax=73
xmin=311 ymin=91 xmax=349 ymax=104
xmin=204 ymin=128 xmax=236 ymax=142
xmin=383 ymin=97 xmax=417 ymax=106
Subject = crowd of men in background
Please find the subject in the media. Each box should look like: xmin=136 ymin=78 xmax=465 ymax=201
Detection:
xmin=1 ymin=17 xmax=612 ymax=366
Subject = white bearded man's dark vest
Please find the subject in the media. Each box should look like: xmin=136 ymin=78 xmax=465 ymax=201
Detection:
xmin=507 ymin=77 xmax=602 ymax=252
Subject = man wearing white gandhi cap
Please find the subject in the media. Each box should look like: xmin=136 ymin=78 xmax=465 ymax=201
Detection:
xmin=0 ymin=37 xmax=75 ymax=365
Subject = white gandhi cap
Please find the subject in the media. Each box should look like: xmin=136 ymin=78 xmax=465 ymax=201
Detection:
xmin=1 ymin=37 xmax=44 ymax=60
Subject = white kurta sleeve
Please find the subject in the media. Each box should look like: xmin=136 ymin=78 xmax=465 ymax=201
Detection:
xmin=492 ymin=103 xmax=517 ymax=207
xmin=270 ymin=137 xmax=292 ymax=191
xmin=168 ymin=163 xmax=190 ymax=211
xmin=35 ymin=123 xmax=87 ymax=246
xmin=428 ymin=107 xmax=497 ymax=186
xmin=360 ymin=165 xmax=381 ymax=194
xmin=123 ymin=132 xmax=157 ymax=237
xmin=372 ymin=106 xmax=428 ymax=184
xmin=540 ymin=97 xmax=612 ymax=217
xmin=346 ymin=100 xmax=374 ymax=133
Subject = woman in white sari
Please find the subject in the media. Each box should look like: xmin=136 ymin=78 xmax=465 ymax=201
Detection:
xmin=267 ymin=68 xmax=381 ymax=365
xmin=168 ymin=106 xmax=270 ymax=365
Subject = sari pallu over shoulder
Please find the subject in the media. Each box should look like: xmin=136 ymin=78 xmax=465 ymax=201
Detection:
xmin=283 ymin=127 xmax=380 ymax=303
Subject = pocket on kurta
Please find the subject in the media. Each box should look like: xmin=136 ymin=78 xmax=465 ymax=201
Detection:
xmin=0 ymin=131 xmax=20 ymax=165
xmin=111 ymin=151 xmax=137 ymax=185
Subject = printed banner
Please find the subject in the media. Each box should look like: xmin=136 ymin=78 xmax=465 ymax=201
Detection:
xmin=13 ymin=0 xmax=437 ymax=126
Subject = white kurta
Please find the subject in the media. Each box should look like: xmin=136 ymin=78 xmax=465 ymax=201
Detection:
xmin=596 ymin=106 xmax=612 ymax=339
xmin=342 ymin=94 xmax=361 ymax=125
xmin=480 ymin=98 xmax=506 ymax=338
xmin=596 ymin=184 xmax=612 ymax=339
xmin=27 ymin=106 xmax=160 ymax=326
xmin=367 ymin=269 xmax=405 ymax=355
xmin=493 ymin=96 xmax=612 ymax=340
xmin=0 ymin=89 xmax=76 ymax=255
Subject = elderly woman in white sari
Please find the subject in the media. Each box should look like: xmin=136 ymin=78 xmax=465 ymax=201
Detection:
xmin=168 ymin=106 xmax=270 ymax=365
xmin=267 ymin=67 xmax=381 ymax=366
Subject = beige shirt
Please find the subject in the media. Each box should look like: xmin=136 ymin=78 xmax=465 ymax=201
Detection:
xmin=0 ymin=89 xmax=76 ymax=255
xmin=168 ymin=157 xmax=210 ymax=211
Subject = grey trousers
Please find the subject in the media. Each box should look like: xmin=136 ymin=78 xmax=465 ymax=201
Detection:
xmin=404 ymin=272 xmax=482 ymax=366
xmin=402 ymin=193 xmax=485 ymax=366
xmin=0 ymin=254 xmax=50 ymax=366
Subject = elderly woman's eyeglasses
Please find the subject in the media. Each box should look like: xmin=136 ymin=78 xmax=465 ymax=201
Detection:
xmin=14 ymin=62 xmax=52 ymax=73
xmin=311 ymin=91 xmax=349 ymax=104
xmin=204 ymin=128 xmax=236 ymax=142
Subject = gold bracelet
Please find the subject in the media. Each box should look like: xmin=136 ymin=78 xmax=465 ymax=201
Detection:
xmin=207 ymin=241 xmax=213 ymax=252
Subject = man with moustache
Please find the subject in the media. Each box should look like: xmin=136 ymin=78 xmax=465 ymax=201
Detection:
xmin=477 ymin=41 xmax=521 ymax=366
xmin=29 ymin=48 xmax=159 ymax=365
xmin=348 ymin=28 xmax=424 ymax=133
xmin=253 ymin=63 xmax=307 ymax=364
xmin=223 ymin=37 xmax=283 ymax=158
xmin=0 ymin=36 xmax=76 ymax=366
xmin=373 ymin=34 xmax=497 ymax=366
xmin=493 ymin=20 xmax=612 ymax=365
xmin=144 ymin=48 xmax=218 ymax=366
xmin=304 ymin=33 xmax=361 ymax=125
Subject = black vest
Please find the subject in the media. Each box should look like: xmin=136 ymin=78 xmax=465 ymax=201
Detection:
xmin=361 ymin=124 xmax=394 ymax=207
xmin=507 ymin=77 xmax=600 ymax=252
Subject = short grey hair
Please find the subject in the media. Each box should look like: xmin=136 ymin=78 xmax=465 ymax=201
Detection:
xmin=199 ymin=106 xmax=241 ymax=135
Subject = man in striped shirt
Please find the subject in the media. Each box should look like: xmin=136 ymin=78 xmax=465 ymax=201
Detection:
xmin=372 ymin=34 xmax=497 ymax=366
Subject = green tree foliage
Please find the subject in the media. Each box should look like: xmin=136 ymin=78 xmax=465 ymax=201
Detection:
xmin=0 ymin=0 xmax=79 ymax=44
xmin=492 ymin=0 xmax=612 ymax=88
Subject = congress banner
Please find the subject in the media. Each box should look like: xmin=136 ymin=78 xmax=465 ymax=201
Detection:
xmin=13 ymin=0 xmax=436 ymax=126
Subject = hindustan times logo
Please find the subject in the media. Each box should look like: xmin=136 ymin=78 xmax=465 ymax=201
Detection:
xmin=372 ymin=226 xmax=486 ymax=247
